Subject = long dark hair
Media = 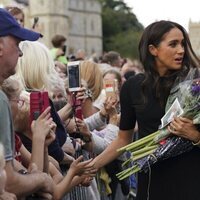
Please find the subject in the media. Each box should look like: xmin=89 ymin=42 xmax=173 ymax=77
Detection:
xmin=139 ymin=20 xmax=200 ymax=106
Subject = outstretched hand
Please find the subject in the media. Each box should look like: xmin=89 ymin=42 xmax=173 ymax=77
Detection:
xmin=69 ymin=156 xmax=96 ymax=177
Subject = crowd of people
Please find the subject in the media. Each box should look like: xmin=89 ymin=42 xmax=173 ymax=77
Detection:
xmin=0 ymin=5 xmax=200 ymax=200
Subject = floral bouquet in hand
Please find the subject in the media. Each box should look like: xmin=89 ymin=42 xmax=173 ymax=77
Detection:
xmin=117 ymin=68 xmax=200 ymax=180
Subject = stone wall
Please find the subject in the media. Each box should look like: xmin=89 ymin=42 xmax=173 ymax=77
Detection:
xmin=189 ymin=20 xmax=200 ymax=57
xmin=0 ymin=0 xmax=103 ymax=57
xmin=68 ymin=0 xmax=102 ymax=56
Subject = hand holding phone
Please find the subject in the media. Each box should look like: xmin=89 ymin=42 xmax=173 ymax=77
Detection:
xmin=75 ymin=104 xmax=83 ymax=120
xmin=70 ymin=92 xmax=83 ymax=120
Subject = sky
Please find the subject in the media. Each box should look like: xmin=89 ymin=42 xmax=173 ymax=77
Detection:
xmin=123 ymin=0 xmax=200 ymax=31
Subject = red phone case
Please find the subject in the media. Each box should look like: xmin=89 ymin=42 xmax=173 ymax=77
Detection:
xmin=30 ymin=91 xmax=49 ymax=122
xmin=75 ymin=105 xmax=83 ymax=120
xmin=73 ymin=98 xmax=83 ymax=120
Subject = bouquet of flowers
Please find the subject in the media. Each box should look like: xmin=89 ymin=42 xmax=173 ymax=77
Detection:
xmin=117 ymin=68 xmax=200 ymax=180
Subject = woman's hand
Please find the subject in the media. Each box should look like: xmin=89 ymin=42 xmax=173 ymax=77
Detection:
xmin=31 ymin=107 xmax=52 ymax=136
xmin=75 ymin=118 xmax=91 ymax=137
xmin=71 ymin=175 xmax=93 ymax=187
xmin=76 ymin=87 xmax=87 ymax=102
xmin=79 ymin=175 xmax=93 ymax=187
xmin=100 ymin=96 xmax=118 ymax=117
xmin=31 ymin=107 xmax=56 ymax=145
xmin=168 ymin=117 xmax=200 ymax=143
xmin=68 ymin=156 xmax=95 ymax=176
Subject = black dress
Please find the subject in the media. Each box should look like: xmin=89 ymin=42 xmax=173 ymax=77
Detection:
xmin=119 ymin=74 xmax=200 ymax=200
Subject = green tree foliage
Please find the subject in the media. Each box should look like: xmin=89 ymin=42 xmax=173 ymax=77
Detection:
xmin=98 ymin=0 xmax=144 ymax=59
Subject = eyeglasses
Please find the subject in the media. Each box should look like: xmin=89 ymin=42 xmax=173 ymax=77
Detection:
xmin=10 ymin=99 xmax=25 ymax=108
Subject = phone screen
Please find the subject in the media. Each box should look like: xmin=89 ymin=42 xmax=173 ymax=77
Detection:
xmin=67 ymin=61 xmax=81 ymax=91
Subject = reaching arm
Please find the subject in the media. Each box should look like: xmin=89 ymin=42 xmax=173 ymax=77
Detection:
xmin=81 ymin=98 xmax=97 ymax=118
xmin=0 ymin=191 xmax=16 ymax=200
xmin=57 ymin=103 xmax=72 ymax=122
xmin=53 ymin=156 xmax=93 ymax=200
xmin=91 ymin=129 xmax=134 ymax=170
xmin=84 ymin=111 xmax=106 ymax=131
xmin=30 ymin=107 xmax=56 ymax=172
xmin=5 ymin=161 xmax=53 ymax=199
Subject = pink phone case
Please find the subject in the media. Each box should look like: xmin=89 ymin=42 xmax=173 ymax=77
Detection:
xmin=30 ymin=91 xmax=49 ymax=122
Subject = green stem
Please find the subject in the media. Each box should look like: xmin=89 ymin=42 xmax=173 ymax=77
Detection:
xmin=117 ymin=130 xmax=159 ymax=152
xmin=132 ymin=145 xmax=158 ymax=157
xmin=122 ymin=158 xmax=132 ymax=167
xmin=116 ymin=165 xmax=137 ymax=179
xmin=132 ymin=149 xmax=156 ymax=162
xmin=118 ymin=165 xmax=140 ymax=180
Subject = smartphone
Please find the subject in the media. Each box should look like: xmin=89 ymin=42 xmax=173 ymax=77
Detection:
xmin=67 ymin=61 xmax=81 ymax=92
xmin=30 ymin=91 xmax=49 ymax=122
xmin=32 ymin=17 xmax=39 ymax=29
xmin=104 ymin=79 xmax=118 ymax=97
xmin=74 ymin=98 xmax=83 ymax=120
xmin=70 ymin=93 xmax=83 ymax=120
xmin=62 ymin=45 xmax=67 ymax=55
xmin=75 ymin=105 xmax=83 ymax=120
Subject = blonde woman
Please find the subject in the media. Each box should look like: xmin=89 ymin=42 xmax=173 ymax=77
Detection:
xmin=79 ymin=60 xmax=103 ymax=118
xmin=80 ymin=60 xmax=103 ymax=101
xmin=15 ymin=41 xmax=74 ymax=164
xmin=16 ymin=41 xmax=59 ymax=92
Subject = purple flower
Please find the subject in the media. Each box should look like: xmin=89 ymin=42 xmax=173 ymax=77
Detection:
xmin=191 ymin=82 xmax=200 ymax=95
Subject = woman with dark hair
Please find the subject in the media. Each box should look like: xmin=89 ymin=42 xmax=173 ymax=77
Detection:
xmin=89 ymin=20 xmax=200 ymax=200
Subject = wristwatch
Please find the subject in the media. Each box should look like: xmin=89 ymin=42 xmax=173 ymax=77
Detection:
xmin=18 ymin=169 xmax=28 ymax=175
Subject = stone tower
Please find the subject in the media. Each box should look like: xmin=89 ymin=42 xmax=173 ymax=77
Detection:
xmin=0 ymin=0 xmax=103 ymax=56
xmin=29 ymin=0 xmax=69 ymax=48
xmin=67 ymin=0 xmax=102 ymax=56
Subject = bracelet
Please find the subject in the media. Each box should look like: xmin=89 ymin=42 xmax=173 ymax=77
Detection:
xmin=85 ymin=89 xmax=93 ymax=99
xmin=192 ymin=138 xmax=200 ymax=146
